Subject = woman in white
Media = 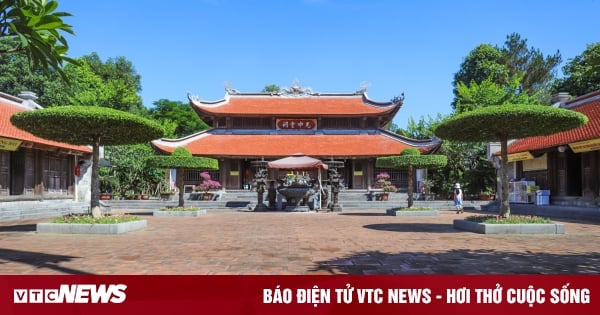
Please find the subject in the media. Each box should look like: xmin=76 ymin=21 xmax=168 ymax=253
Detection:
xmin=453 ymin=183 xmax=463 ymax=214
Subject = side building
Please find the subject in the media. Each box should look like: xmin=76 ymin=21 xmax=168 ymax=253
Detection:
xmin=503 ymin=90 xmax=600 ymax=206
xmin=151 ymin=83 xmax=440 ymax=191
xmin=0 ymin=91 xmax=92 ymax=200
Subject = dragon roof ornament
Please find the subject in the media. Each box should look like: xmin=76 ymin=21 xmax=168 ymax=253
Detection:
xmin=279 ymin=80 xmax=315 ymax=96
xmin=391 ymin=93 xmax=405 ymax=105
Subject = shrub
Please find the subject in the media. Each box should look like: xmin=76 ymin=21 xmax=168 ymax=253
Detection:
xmin=50 ymin=214 xmax=140 ymax=224
xmin=465 ymin=215 xmax=552 ymax=224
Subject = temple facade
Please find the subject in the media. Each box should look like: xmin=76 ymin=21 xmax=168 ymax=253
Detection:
xmin=503 ymin=90 xmax=600 ymax=206
xmin=0 ymin=91 xmax=91 ymax=198
xmin=151 ymin=83 xmax=440 ymax=190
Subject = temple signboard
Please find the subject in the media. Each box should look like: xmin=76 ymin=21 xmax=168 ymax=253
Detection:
xmin=276 ymin=118 xmax=317 ymax=130
xmin=569 ymin=138 xmax=600 ymax=153
xmin=0 ymin=137 xmax=21 ymax=151
xmin=504 ymin=151 xmax=534 ymax=162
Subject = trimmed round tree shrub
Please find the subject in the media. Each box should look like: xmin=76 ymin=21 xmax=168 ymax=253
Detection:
xmin=11 ymin=106 xmax=164 ymax=210
xmin=146 ymin=147 xmax=218 ymax=207
xmin=376 ymin=148 xmax=447 ymax=208
xmin=434 ymin=104 xmax=588 ymax=217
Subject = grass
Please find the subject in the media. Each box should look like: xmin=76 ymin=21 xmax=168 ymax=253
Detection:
xmin=465 ymin=215 xmax=552 ymax=224
xmin=391 ymin=207 xmax=434 ymax=211
xmin=159 ymin=206 xmax=201 ymax=211
xmin=50 ymin=214 xmax=141 ymax=224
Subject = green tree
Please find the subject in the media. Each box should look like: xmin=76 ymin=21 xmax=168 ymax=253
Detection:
xmin=552 ymin=42 xmax=600 ymax=97
xmin=0 ymin=37 xmax=51 ymax=96
xmin=11 ymin=106 xmax=164 ymax=211
xmin=42 ymin=53 xmax=145 ymax=113
xmin=434 ymin=104 xmax=588 ymax=217
xmin=148 ymin=99 xmax=209 ymax=137
xmin=109 ymin=144 xmax=165 ymax=198
xmin=376 ymin=148 xmax=447 ymax=208
xmin=453 ymin=44 xmax=506 ymax=92
xmin=396 ymin=114 xmax=444 ymax=139
xmin=146 ymin=147 xmax=218 ymax=207
xmin=455 ymin=76 xmax=539 ymax=113
xmin=0 ymin=0 xmax=77 ymax=81
xmin=262 ymin=84 xmax=280 ymax=93
xmin=80 ymin=53 xmax=144 ymax=113
xmin=452 ymin=33 xmax=561 ymax=109
xmin=383 ymin=121 xmax=398 ymax=133
xmin=499 ymin=33 xmax=561 ymax=97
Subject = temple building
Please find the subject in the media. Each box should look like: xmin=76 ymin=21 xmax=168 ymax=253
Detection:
xmin=0 ymin=91 xmax=91 ymax=197
xmin=502 ymin=90 xmax=600 ymax=206
xmin=151 ymin=82 xmax=440 ymax=191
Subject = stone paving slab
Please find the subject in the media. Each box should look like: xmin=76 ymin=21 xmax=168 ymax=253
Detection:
xmin=1 ymin=209 xmax=599 ymax=275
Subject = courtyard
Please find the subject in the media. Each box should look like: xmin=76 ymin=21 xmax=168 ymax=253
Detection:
xmin=1 ymin=208 xmax=599 ymax=275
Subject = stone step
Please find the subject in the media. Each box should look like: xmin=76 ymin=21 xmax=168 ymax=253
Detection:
xmin=102 ymin=192 xmax=491 ymax=212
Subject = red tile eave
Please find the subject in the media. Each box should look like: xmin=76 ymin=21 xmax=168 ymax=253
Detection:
xmin=507 ymin=99 xmax=600 ymax=154
xmin=192 ymin=96 xmax=398 ymax=116
xmin=0 ymin=101 xmax=92 ymax=154
xmin=152 ymin=134 xmax=437 ymax=158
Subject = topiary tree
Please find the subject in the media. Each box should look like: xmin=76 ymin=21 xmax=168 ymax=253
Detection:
xmin=146 ymin=147 xmax=218 ymax=207
xmin=376 ymin=147 xmax=448 ymax=208
xmin=434 ymin=104 xmax=588 ymax=217
xmin=10 ymin=106 xmax=164 ymax=212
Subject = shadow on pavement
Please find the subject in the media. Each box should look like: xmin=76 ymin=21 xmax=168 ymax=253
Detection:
xmin=0 ymin=248 xmax=93 ymax=275
xmin=338 ymin=212 xmax=388 ymax=217
xmin=0 ymin=224 xmax=36 ymax=232
xmin=363 ymin=223 xmax=458 ymax=233
xmin=308 ymin=249 xmax=600 ymax=274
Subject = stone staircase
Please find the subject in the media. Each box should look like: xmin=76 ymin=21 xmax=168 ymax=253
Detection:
xmin=3 ymin=191 xmax=598 ymax=222
xmin=102 ymin=190 xmax=491 ymax=212
xmin=0 ymin=198 xmax=88 ymax=222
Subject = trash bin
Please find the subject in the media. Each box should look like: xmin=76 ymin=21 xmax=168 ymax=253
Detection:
xmin=535 ymin=190 xmax=550 ymax=206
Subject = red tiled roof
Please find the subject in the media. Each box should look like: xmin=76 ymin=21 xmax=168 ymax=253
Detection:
xmin=190 ymin=94 xmax=399 ymax=116
xmin=152 ymin=133 xmax=438 ymax=158
xmin=507 ymin=96 xmax=600 ymax=154
xmin=0 ymin=99 xmax=92 ymax=154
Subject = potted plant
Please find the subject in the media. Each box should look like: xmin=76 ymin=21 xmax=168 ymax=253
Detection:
xmin=374 ymin=172 xmax=397 ymax=201
xmin=480 ymin=186 xmax=496 ymax=201
xmin=195 ymin=172 xmax=222 ymax=200
xmin=99 ymin=175 xmax=119 ymax=200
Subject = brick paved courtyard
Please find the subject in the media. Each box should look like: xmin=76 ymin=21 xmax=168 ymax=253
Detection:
xmin=1 ymin=209 xmax=599 ymax=275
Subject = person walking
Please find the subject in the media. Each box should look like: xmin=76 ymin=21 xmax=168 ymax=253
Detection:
xmin=454 ymin=183 xmax=463 ymax=214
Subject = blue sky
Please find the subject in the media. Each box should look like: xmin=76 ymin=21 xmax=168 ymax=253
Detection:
xmin=59 ymin=0 xmax=600 ymax=128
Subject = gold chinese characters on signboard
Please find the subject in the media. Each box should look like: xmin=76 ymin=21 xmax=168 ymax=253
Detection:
xmin=0 ymin=137 xmax=22 ymax=151
xmin=276 ymin=119 xmax=317 ymax=130
xmin=569 ymin=138 xmax=600 ymax=153
xmin=503 ymin=151 xmax=534 ymax=162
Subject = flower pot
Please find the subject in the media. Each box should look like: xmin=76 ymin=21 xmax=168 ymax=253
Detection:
xmin=202 ymin=193 xmax=213 ymax=201
xmin=380 ymin=193 xmax=389 ymax=201
xmin=99 ymin=193 xmax=112 ymax=200
xmin=479 ymin=194 xmax=494 ymax=201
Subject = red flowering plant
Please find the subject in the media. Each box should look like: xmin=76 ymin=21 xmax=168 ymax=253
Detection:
xmin=375 ymin=172 xmax=397 ymax=192
xmin=195 ymin=172 xmax=222 ymax=193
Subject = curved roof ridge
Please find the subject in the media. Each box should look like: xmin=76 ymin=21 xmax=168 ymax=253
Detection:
xmin=151 ymin=129 xmax=213 ymax=148
xmin=187 ymin=92 xmax=230 ymax=107
xmin=379 ymin=128 xmax=442 ymax=148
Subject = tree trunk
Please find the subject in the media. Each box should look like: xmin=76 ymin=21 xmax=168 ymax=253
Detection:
xmin=90 ymin=136 xmax=100 ymax=211
xmin=176 ymin=168 xmax=185 ymax=207
xmin=500 ymin=135 xmax=511 ymax=218
xmin=407 ymin=166 xmax=414 ymax=208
